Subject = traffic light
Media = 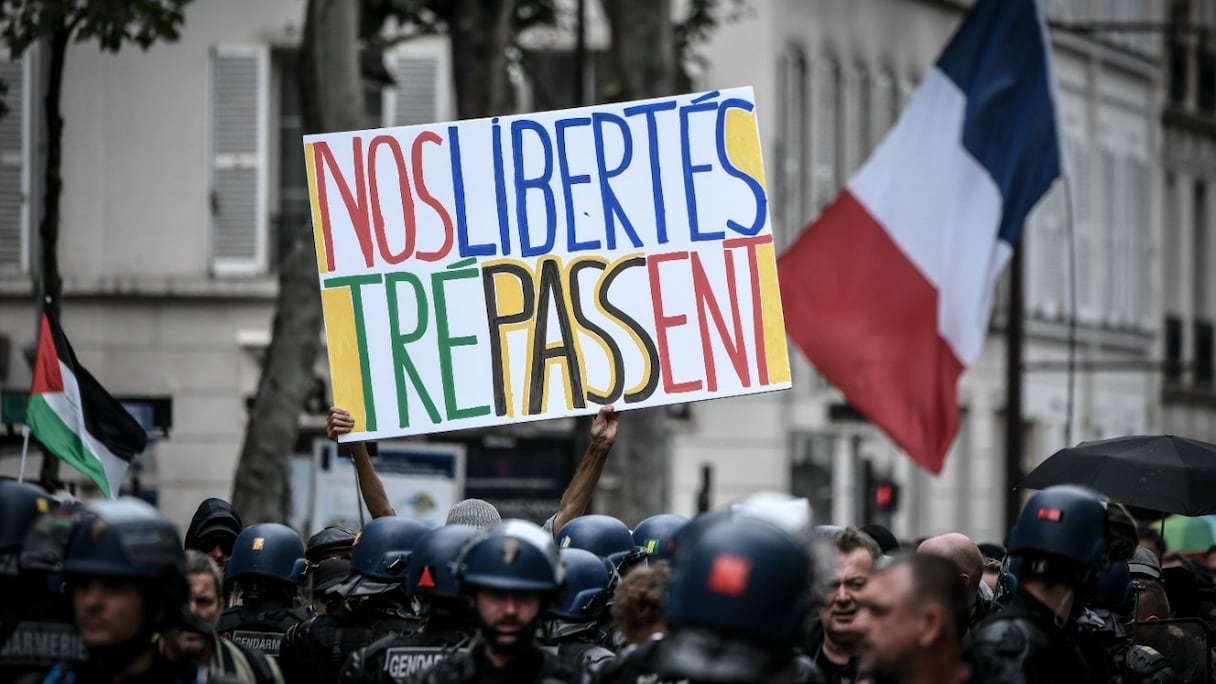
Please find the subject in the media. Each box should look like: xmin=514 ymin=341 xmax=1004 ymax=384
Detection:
xmin=873 ymin=478 xmax=900 ymax=513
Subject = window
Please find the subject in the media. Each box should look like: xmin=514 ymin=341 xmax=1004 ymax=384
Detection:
xmin=1165 ymin=315 xmax=1183 ymax=385
xmin=0 ymin=55 xmax=29 ymax=274
xmin=1199 ymin=43 xmax=1216 ymax=112
xmin=842 ymin=64 xmax=867 ymax=176
xmin=1169 ymin=1 xmax=1190 ymax=105
xmin=869 ymin=68 xmax=895 ymax=157
xmin=270 ymin=48 xmax=384 ymax=267
xmin=1195 ymin=181 xmax=1208 ymax=316
xmin=210 ymin=45 xmax=269 ymax=275
xmin=1195 ymin=319 xmax=1213 ymax=387
xmin=209 ymin=38 xmax=450 ymax=276
xmin=790 ymin=432 xmax=834 ymax=524
xmin=811 ymin=55 xmax=838 ymax=214
xmin=777 ymin=45 xmax=807 ymax=251
xmin=273 ymin=49 xmax=309 ymax=268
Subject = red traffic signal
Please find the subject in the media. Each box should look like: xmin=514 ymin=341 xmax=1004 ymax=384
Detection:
xmin=873 ymin=479 xmax=900 ymax=512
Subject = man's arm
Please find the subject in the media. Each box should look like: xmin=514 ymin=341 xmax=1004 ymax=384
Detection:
xmin=550 ymin=405 xmax=619 ymax=538
xmin=327 ymin=407 xmax=395 ymax=518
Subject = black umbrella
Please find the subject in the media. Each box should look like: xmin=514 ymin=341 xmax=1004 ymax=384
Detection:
xmin=1019 ymin=435 xmax=1216 ymax=516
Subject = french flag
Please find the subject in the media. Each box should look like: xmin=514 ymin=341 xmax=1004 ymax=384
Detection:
xmin=778 ymin=0 xmax=1064 ymax=474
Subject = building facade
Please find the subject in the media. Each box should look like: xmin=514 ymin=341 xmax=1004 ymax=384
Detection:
xmin=0 ymin=0 xmax=1179 ymax=540
xmin=677 ymin=0 xmax=1161 ymax=543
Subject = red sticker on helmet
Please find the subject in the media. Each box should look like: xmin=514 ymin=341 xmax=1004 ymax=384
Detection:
xmin=707 ymin=554 xmax=752 ymax=597
xmin=1037 ymin=507 xmax=1063 ymax=522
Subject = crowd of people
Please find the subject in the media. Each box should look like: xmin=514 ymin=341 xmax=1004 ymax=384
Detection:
xmin=0 ymin=405 xmax=1213 ymax=683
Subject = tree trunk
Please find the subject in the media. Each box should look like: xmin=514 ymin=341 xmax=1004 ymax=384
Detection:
xmin=37 ymin=24 xmax=71 ymax=488
xmin=230 ymin=0 xmax=366 ymax=522
xmin=603 ymin=0 xmax=676 ymax=103
xmin=445 ymin=0 xmax=516 ymax=119
xmin=596 ymin=0 xmax=676 ymax=525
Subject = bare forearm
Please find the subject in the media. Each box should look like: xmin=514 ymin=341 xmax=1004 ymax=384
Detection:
xmin=552 ymin=440 xmax=612 ymax=537
xmin=351 ymin=443 xmax=395 ymax=518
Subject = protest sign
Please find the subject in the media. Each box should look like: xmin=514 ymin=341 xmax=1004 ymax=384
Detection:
xmin=304 ymin=87 xmax=791 ymax=441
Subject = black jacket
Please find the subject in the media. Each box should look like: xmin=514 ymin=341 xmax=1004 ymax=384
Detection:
xmin=415 ymin=640 xmax=590 ymax=684
xmin=964 ymin=589 xmax=1093 ymax=684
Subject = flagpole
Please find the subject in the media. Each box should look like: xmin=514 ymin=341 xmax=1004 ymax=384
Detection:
xmin=1003 ymin=244 xmax=1025 ymax=534
xmin=18 ymin=424 xmax=30 ymax=482
xmin=1062 ymin=175 xmax=1078 ymax=446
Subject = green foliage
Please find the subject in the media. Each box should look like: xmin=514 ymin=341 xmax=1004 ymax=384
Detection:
xmin=0 ymin=0 xmax=191 ymax=58
xmin=674 ymin=0 xmax=749 ymax=90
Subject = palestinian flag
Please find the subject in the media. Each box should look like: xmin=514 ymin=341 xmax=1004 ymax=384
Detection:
xmin=26 ymin=307 xmax=147 ymax=498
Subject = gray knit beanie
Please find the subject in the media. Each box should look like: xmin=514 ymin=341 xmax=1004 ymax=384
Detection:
xmin=445 ymin=498 xmax=501 ymax=528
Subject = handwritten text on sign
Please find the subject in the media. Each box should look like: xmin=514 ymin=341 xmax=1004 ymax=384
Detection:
xmin=304 ymin=88 xmax=791 ymax=441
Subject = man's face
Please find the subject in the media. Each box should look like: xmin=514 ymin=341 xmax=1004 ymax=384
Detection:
xmin=855 ymin=565 xmax=923 ymax=678
xmin=176 ymin=571 xmax=223 ymax=654
xmin=819 ymin=547 xmax=874 ymax=648
xmin=73 ymin=577 xmax=145 ymax=648
xmin=474 ymin=587 xmax=542 ymax=654
xmin=198 ymin=533 xmax=234 ymax=571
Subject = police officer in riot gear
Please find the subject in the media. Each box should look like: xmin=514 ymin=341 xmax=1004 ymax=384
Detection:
xmin=539 ymin=548 xmax=618 ymax=669
xmin=216 ymin=523 xmax=309 ymax=660
xmin=631 ymin=514 xmax=687 ymax=562
xmin=0 ymin=481 xmax=84 ymax=682
xmin=40 ymin=499 xmax=240 ymax=684
xmin=557 ymin=514 xmax=644 ymax=651
xmin=598 ymin=515 xmax=822 ymax=684
xmin=1077 ymin=560 xmax=1176 ymax=684
xmin=414 ymin=519 xmax=590 ymax=683
xmin=965 ymin=484 xmax=1111 ymax=683
xmin=557 ymin=515 xmax=646 ymax=577
xmin=340 ymin=524 xmax=481 ymax=684
xmin=282 ymin=516 xmax=428 ymax=684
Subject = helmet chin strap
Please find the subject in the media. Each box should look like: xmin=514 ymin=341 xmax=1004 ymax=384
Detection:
xmin=1052 ymin=588 xmax=1075 ymax=628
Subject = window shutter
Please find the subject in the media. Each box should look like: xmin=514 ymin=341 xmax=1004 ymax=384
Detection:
xmin=870 ymin=69 xmax=895 ymax=157
xmin=210 ymin=45 xmax=268 ymax=275
xmin=384 ymin=38 xmax=451 ymax=127
xmin=812 ymin=56 xmax=838 ymax=214
xmin=0 ymin=55 xmax=28 ymax=273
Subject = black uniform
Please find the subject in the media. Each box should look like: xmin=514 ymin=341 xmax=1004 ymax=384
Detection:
xmin=964 ymin=589 xmax=1092 ymax=683
xmin=548 ymin=641 xmax=616 ymax=670
xmin=596 ymin=636 xmax=822 ymax=684
xmin=36 ymin=651 xmax=242 ymax=684
xmin=339 ymin=621 xmax=472 ymax=684
xmin=0 ymin=584 xmax=85 ymax=684
xmin=216 ymin=602 xmax=310 ymax=659
xmin=1074 ymin=609 xmax=1175 ymax=684
xmin=414 ymin=639 xmax=590 ymax=684
xmin=280 ymin=609 xmax=418 ymax=684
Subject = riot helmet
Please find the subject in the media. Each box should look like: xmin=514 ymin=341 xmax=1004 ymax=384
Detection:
xmin=558 ymin=514 xmax=644 ymax=573
xmin=1008 ymin=485 xmax=1110 ymax=582
xmin=407 ymin=524 xmax=478 ymax=604
xmin=459 ymin=519 xmax=564 ymax=594
xmin=332 ymin=516 xmax=428 ymax=598
xmin=549 ymin=548 xmax=616 ymax=622
xmin=665 ymin=516 xmax=813 ymax=648
xmin=224 ymin=523 xmax=305 ymax=593
xmin=661 ymin=516 xmax=814 ymax=682
xmin=632 ymin=514 xmax=688 ymax=561
xmin=62 ymin=499 xmax=189 ymax=637
xmin=0 ymin=480 xmax=55 ymax=576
